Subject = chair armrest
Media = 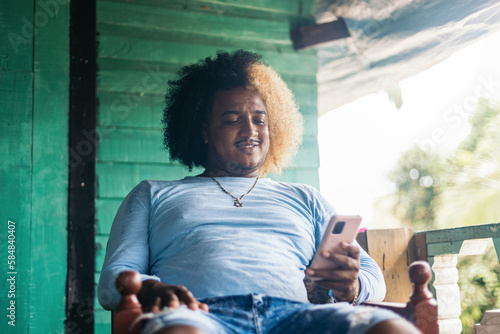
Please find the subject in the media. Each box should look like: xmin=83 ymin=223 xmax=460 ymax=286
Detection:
xmin=362 ymin=261 xmax=439 ymax=334
xmin=113 ymin=271 xmax=143 ymax=334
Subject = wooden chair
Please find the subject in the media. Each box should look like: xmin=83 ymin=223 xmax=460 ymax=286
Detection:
xmin=112 ymin=261 xmax=438 ymax=334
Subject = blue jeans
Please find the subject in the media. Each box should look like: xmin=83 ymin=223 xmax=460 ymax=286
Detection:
xmin=142 ymin=294 xmax=400 ymax=334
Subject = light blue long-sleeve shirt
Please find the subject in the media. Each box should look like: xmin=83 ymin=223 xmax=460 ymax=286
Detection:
xmin=98 ymin=177 xmax=386 ymax=310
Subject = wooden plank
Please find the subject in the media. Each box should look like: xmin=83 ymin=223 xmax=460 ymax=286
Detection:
xmin=31 ymin=70 xmax=69 ymax=333
xmin=0 ymin=4 xmax=34 ymax=329
xmin=97 ymin=21 xmax=299 ymax=53
xmin=99 ymin=0 xmax=307 ymax=16
xmin=0 ymin=72 xmax=33 ymax=166
xmin=95 ymin=235 xmax=108 ymax=274
xmin=426 ymin=241 xmax=463 ymax=257
xmin=98 ymin=68 xmax=177 ymax=94
xmin=94 ymin=309 xmax=112 ymax=333
xmin=365 ymin=228 xmax=414 ymax=303
xmin=98 ymin=36 xmax=317 ymax=76
xmin=68 ymin=0 xmax=96 ymax=332
xmin=418 ymin=223 xmax=500 ymax=244
xmin=97 ymin=1 xmax=292 ymax=44
xmin=98 ymin=89 xmax=317 ymax=133
xmin=97 ymin=163 xmax=319 ymax=198
xmin=98 ymin=91 xmax=164 ymax=128
xmin=29 ymin=0 xmax=70 ymax=331
xmin=96 ymin=162 xmax=202 ymax=198
xmin=97 ymin=57 xmax=317 ymax=86
xmin=0 ymin=1 xmax=34 ymax=70
xmin=97 ymin=127 xmax=318 ymax=167
xmin=98 ymin=67 xmax=317 ymax=100
xmin=296 ymin=136 xmax=320 ymax=168
xmin=270 ymin=167 xmax=320 ymax=189
xmin=97 ymin=127 xmax=169 ymax=163
xmin=289 ymin=81 xmax=318 ymax=107
xmin=411 ymin=233 xmax=428 ymax=261
xmin=356 ymin=230 xmax=368 ymax=252
xmin=96 ymin=198 xmax=123 ymax=235
xmin=301 ymin=107 xmax=318 ymax=136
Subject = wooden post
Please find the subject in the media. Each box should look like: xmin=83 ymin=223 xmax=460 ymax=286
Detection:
xmin=66 ymin=0 xmax=97 ymax=332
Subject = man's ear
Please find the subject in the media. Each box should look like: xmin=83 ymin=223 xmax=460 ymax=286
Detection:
xmin=202 ymin=123 xmax=209 ymax=144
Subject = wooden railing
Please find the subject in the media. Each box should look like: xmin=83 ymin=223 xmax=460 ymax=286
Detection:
xmin=357 ymin=222 xmax=500 ymax=334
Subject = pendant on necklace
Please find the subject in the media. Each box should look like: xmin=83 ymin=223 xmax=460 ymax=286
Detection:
xmin=234 ymin=199 xmax=243 ymax=207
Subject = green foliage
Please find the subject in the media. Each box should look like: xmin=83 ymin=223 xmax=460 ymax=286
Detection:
xmin=458 ymin=99 xmax=500 ymax=155
xmin=437 ymin=99 xmax=500 ymax=228
xmin=458 ymin=242 xmax=500 ymax=333
xmin=387 ymin=147 xmax=448 ymax=230
xmin=388 ymin=98 xmax=500 ymax=333
xmin=388 ymin=98 xmax=500 ymax=230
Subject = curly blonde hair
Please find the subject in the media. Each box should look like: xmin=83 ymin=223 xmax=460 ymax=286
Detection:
xmin=162 ymin=50 xmax=303 ymax=175
xmin=247 ymin=64 xmax=303 ymax=175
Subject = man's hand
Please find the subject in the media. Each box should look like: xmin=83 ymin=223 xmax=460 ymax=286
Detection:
xmin=137 ymin=280 xmax=209 ymax=313
xmin=305 ymin=241 xmax=361 ymax=303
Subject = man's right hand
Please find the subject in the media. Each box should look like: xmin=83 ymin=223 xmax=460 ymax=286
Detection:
xmin=137 ymin=280 xmax=209 ymax=313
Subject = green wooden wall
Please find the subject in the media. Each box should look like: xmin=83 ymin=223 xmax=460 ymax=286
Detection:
xmin=0 ymin=0 xmax=69 ymax=333
xmin=94 ymin=0 xmax=320 ymax=331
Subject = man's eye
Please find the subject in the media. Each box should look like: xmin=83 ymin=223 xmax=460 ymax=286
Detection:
xmin=223 ymin=119 xmax=238 ymax=124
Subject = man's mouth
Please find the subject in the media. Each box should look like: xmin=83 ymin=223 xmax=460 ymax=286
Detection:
xmin=235 ymin=140 xmax=261 ymax=149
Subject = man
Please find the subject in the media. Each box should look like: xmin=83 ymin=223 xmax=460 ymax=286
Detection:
xmin=98 ymin=50 xmax=418 ymax=334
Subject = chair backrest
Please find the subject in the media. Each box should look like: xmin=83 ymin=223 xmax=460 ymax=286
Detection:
xmin=357 ymin=227 xmax=425 ymax=303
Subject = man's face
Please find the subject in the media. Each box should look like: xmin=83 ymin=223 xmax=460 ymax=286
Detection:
xmin=203 ymin=86 xmax=270 ymax=177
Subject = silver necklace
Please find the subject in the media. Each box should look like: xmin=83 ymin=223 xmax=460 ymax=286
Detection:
xmin=209 ymin=176 xmax=260 ymax=207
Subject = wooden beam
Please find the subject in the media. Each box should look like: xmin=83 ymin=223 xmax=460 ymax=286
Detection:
xmin=417 ymin=223 xmax=500 ymax=244
xmin=67 ymin=0 xmax=97 ymax=332
xmin=291 ymin=18 xmax=350 ymax=50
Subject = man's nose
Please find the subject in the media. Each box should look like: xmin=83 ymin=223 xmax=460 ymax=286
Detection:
xmin=239 ymin=118 xmax=258 ymax=138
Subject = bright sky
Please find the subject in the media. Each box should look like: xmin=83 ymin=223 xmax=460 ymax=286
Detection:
xmin=318 ymin=30 xmax=500 ymax=228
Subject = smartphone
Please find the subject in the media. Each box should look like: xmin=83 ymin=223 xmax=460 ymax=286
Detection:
xmin=309 ymin=215 xmax=362 ymax=272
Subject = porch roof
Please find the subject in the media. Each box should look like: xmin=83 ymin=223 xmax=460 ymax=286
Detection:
xmin=315 ymin=0 xmax=500 ymax=116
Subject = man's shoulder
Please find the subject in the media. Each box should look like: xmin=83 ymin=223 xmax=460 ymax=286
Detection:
xmin=138 ymin=177 xmax=204 ymax=190
xmin=262 ymin=178 xmax=320 ymax=196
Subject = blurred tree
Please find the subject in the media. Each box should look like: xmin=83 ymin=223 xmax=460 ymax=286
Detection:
xmin=387 ymin=98 xmax=500 ymax=333
xmin=458 ymin=241 xmax=500 ymax=334
xmin=387 ymin=147 xmax=447 ymax=230
xmin=387 ymin=98 xmax=500 ymax=230
xmin=437 ymin=98 xmax=500 ymax=228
